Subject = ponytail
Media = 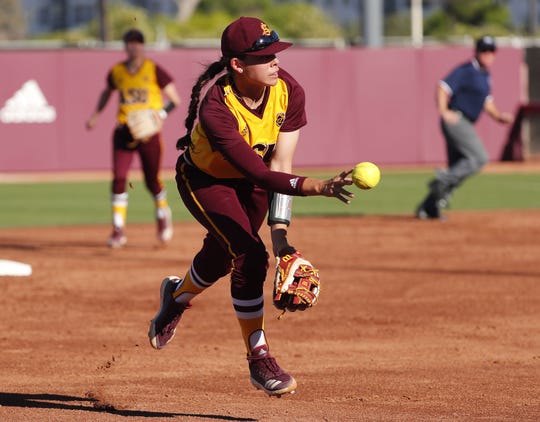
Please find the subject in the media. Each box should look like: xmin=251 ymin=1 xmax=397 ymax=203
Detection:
xmin=176 ymin=57 xmax=229 ymax=150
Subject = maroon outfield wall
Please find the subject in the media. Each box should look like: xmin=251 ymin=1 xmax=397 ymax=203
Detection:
xmin=0 ymin=45 xmax=524 ymax=173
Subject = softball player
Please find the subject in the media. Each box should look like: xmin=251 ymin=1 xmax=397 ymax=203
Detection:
xmin=86 ymin=29 xmax=181 ymax=247
xmin=416 ymin=35 xmax=513 ymax=219
xmin=147 ymin=17 xmax=354 ymax=397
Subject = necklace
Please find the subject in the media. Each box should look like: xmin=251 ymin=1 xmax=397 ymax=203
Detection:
xmin=238 ymin=87 xmax=266 ymax=110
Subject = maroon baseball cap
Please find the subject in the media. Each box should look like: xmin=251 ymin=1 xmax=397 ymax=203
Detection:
xmin=221 ymin=17 xmax=292 ymax=57
xmin=123 ymin=29 xmax=145 ymax=44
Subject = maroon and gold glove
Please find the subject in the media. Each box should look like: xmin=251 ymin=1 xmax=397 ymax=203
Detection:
xmin=273 ymin=250 xmax=320 ymax=313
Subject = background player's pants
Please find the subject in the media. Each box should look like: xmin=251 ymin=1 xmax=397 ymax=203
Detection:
xmin=109 ymin=126 xmax=167 ymax=229
xmin=112 ymin=125 xmax=164 ymax=195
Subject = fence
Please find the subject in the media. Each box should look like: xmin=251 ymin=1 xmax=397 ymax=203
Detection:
xmin=0 ymin=45 xmax=524 ymax=172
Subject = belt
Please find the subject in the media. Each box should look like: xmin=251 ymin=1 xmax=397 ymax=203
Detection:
xmin=451 ymin=110 xmax=474 ymax=123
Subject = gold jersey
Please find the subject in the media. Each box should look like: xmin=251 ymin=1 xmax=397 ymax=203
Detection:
xmin=190 ymin=77 xmax=289 ymax=179
xmin=109 ymin=59 xmax=164 ymax=124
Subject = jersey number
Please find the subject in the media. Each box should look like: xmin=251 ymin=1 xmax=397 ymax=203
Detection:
xmin=121 ymin=88 xmax=149 ymax=105
xmin=253 ymin=142 xmax=275 ymax=163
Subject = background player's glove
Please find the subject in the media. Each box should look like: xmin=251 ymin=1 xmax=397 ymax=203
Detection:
xmin=273 ymin=250 xmax=320 ymax=314
xmin=126 ymin=109 xmax=163 ymax=141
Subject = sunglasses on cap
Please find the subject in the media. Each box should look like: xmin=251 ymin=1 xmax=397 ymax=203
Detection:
xmin=243 ymin=30 xmax=280 ymax=53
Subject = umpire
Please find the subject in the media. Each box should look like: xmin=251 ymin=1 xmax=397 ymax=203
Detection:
xmin=416 ymin=35 xmax=513 ymax=219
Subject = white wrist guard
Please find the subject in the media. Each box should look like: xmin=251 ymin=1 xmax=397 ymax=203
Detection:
xmin=268 ymin=193 xmax=293 ymax=226
xmin=158 ymin=109 xmax=168 ymax=120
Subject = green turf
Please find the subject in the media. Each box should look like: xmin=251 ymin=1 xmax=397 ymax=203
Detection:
xmin=0 ymin=171 xmax=538 ymax=228
xmin=296 ymin=171 xmax=540 ymax=216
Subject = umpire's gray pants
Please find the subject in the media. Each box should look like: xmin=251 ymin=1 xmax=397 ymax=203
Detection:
xmin=438 ymin=113 xmax=489 ymax=190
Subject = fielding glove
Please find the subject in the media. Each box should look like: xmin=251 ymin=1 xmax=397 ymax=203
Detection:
xmin=273 ymin=250 xmax=320 ymax=315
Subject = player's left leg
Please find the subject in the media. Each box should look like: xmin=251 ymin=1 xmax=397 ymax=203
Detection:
xmin=139 ymin=135 xmax=173 ymax=244
xmin=442 ymin=118 xmax=488 ymax=187
xmin=233 ymin=244 xmax=297 ymax=397
xmin=230 ymin=186 xmax=296 ymax=396
xmin=149 ymin=235 xmax=231 ymax=349
xmin=441 ymin=119 xmax=488 ymax=208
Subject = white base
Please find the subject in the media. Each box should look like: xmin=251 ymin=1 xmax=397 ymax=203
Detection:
xmin=0 ymin=260 xmax=32 ymax=276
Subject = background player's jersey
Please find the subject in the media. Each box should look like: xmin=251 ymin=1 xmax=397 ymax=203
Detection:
xmin=108 ymin=59 xmax=172 ymax=124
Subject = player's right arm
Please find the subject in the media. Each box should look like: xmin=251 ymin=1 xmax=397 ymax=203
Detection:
xmin=155 ymin=65 xmax=181 ymax=120
xmin=200 ymin=84 xmax=352 ymax=201
xmin=200 ymin=117 xmax=352 ymax=202
xmin=161 ymin=82 xmax=181 ymax=116
xmin=437 ymin=84 xmax=459 ymax=125
xmin=484 ymin=98 xmax=513 ymax=124
xmin=86 ymin=85 xmax=114 ymax=130
xmin=268 ymin=130 xmax=300 ymax=257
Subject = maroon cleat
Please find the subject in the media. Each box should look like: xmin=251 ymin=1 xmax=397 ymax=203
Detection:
xmin=247 ymin=345 xmax=297 ymax=397
xmin=148 ymin=277 xmax=190 ymax=349
xmin=108 ymin=227 xmax=127 ymax=248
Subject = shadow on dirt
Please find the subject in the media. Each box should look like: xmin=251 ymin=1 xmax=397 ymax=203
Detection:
xmin=0 ymin=392 xmax=257 ymax=420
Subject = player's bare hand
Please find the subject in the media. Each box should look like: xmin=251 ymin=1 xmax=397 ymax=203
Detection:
xmin=86 ymin=115 xmax=97 ymax=130
xmin=320 ymin=169 xmax=355 ymax=203
xmin=497 ymin=112 xmax=513 ymax=124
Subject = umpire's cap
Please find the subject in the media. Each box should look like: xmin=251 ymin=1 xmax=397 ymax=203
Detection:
xmin=476 ymin=35 xmax=496 ymax=53
xmin=123 ymin=29 xmax=145 ymax=44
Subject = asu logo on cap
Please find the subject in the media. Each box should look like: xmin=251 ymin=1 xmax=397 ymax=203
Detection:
xmin=260 ymin=22 xmax=271 ymax=36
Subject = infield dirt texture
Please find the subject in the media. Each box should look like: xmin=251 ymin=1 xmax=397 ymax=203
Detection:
xmin=0 ymin=208 xmax=539 ymax=421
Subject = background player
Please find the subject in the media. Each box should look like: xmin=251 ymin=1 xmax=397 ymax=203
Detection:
xmin=148 ymin=17 xmax=355 ymax=397
xmin=86 ymin=29 xmax=181 ymax=247
xmin=416 ymin=35 xmax=513 ymax=219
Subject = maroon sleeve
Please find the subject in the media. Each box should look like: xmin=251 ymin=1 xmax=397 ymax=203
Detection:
xmin=199 ymin=87 xmax=306 ymax=196
xmin=278 ymin=68 xmax=307 ymax=132
xmin=155 ymin=63 xmax=173 ymax=88
xmin=106 ymin=70 xmax=115 ymax=90
xmin=210 ymin=133 xmax=307 ymax=196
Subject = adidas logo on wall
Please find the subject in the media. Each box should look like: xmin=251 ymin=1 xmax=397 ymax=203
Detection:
xmin=0 ymin=79 xmax=57 ymax=123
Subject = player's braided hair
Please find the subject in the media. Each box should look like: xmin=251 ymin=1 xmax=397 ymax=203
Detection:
xmin=176 ymin=57 xmax=229 ymax=150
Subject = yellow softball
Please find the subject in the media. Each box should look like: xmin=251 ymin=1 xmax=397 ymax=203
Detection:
xmin=352 ymin=162 xmax=381 ymax=190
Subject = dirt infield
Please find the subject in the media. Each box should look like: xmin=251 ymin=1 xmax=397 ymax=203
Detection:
xmin=0 ymin=211 xmax=539 ymax=421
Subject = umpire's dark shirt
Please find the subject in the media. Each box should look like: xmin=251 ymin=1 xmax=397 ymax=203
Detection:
xmin=440 ymin=58 xmax=491 ymax=123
